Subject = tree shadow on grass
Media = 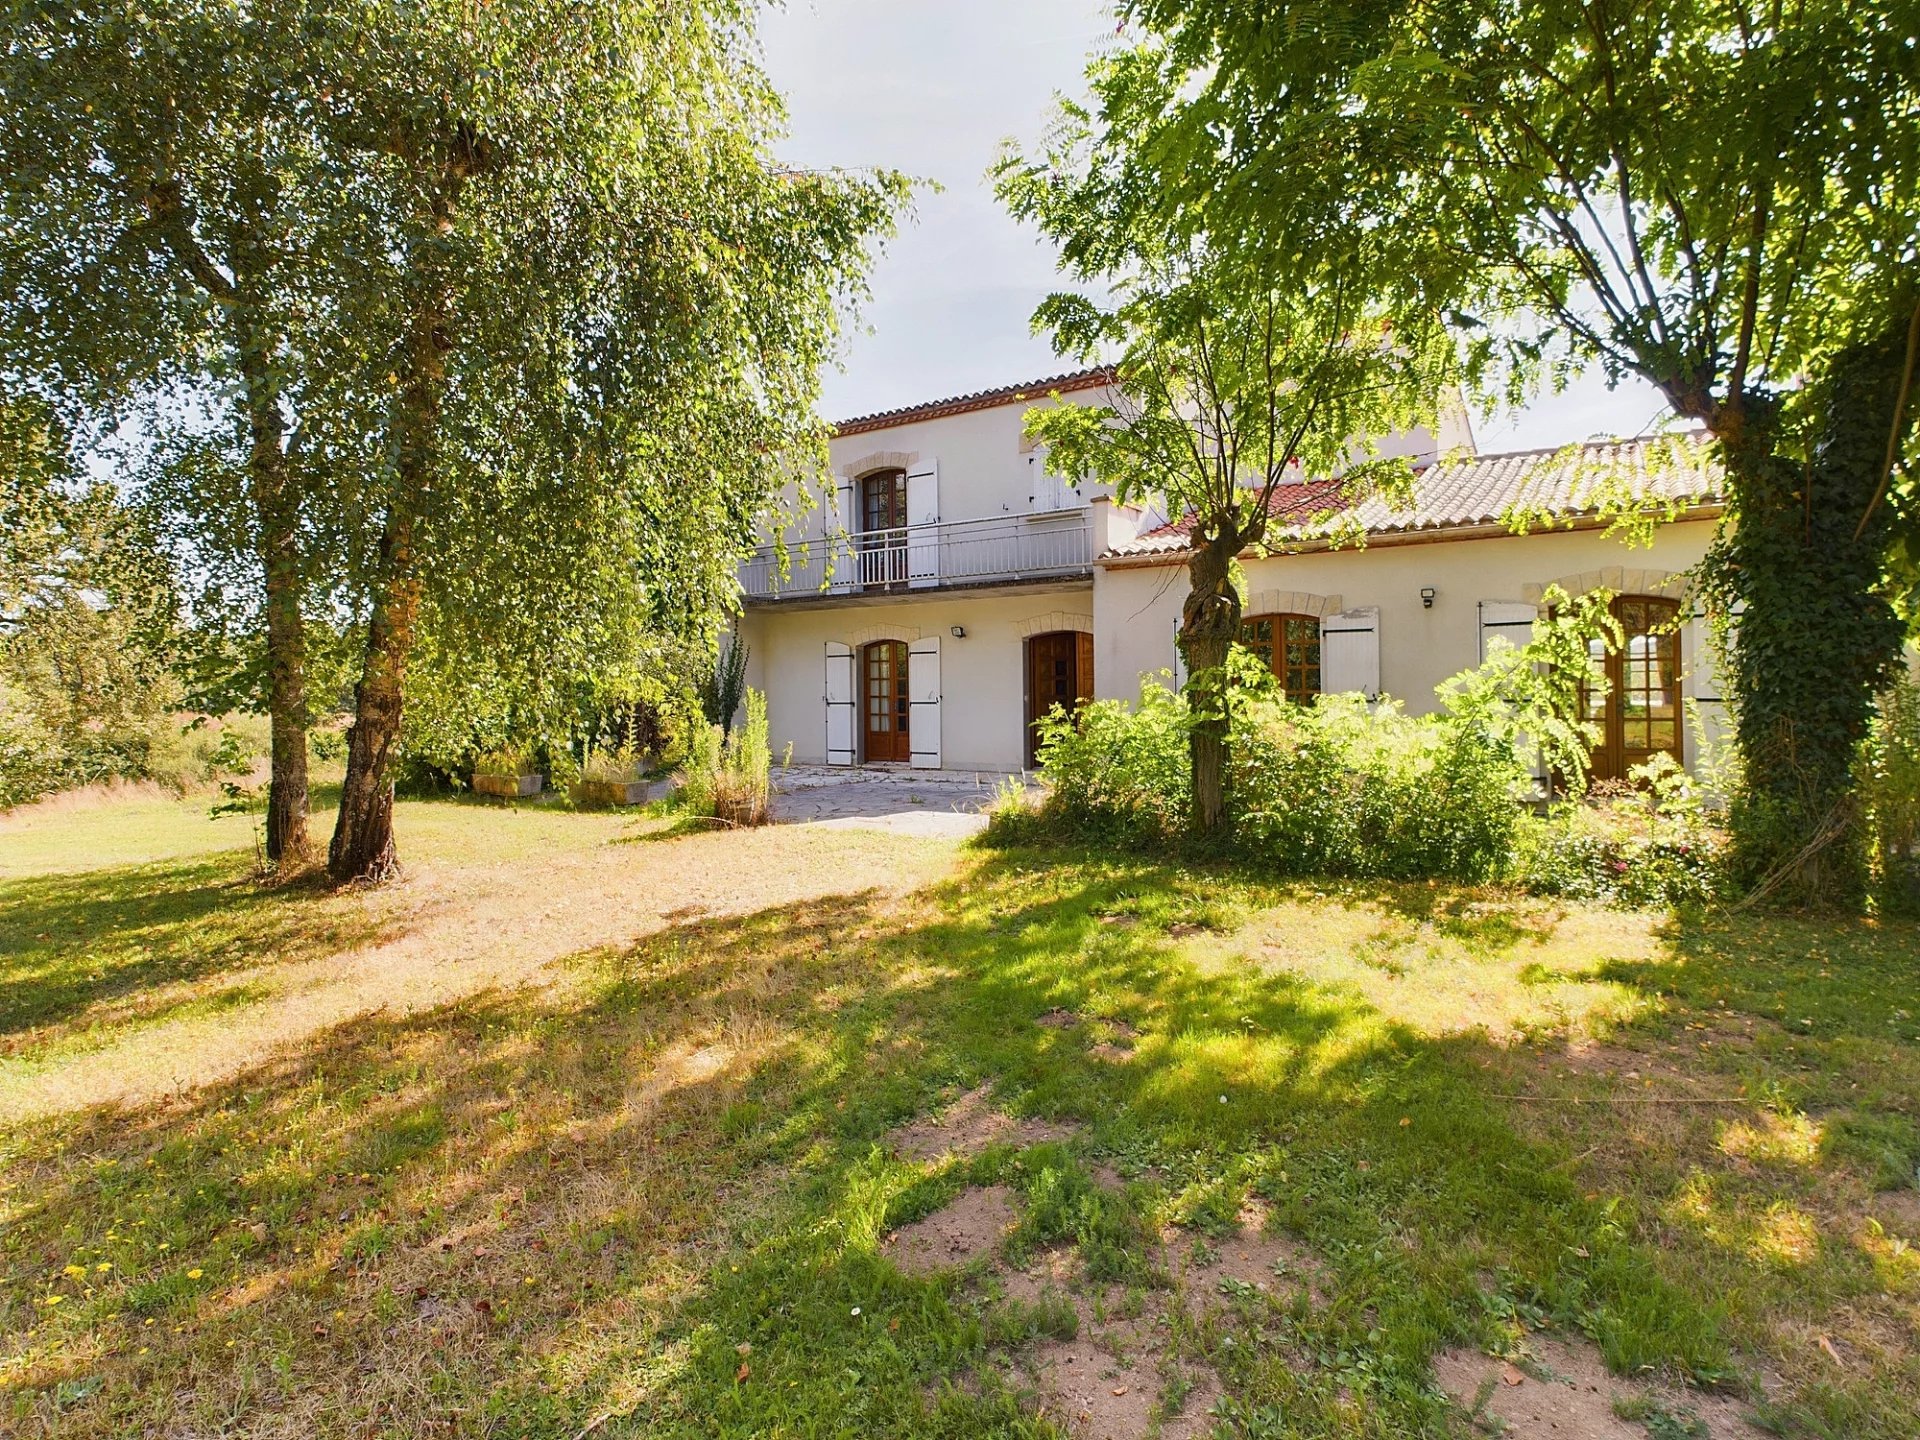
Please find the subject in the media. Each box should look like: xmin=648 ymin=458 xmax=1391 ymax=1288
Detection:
xmin=0 ymin=856 xmax=387 ymax=1046
xmin=3 ymin=852 xmax=1914 ymax=1437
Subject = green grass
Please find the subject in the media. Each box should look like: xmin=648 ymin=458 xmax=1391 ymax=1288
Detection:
xmin=0 ymin=794 xmax=1915 ymax=1436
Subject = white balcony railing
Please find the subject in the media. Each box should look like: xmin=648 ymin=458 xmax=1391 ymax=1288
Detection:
xmin=740 ymin=511 xmax=1093 ymax=601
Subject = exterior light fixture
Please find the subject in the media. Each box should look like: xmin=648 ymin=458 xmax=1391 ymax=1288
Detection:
xmin=1420 ymin=587 xmax=1437 ymax=609
xmin=949 ymin=625 xmax=967 ymax=638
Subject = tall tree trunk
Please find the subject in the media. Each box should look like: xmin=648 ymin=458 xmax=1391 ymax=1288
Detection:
xmin=1181 ymin=529 xmax=1243 ymax=837
xmin=148 ymin=187 xmax=313 ymax=867
xmin=1714 ymin=309 xmax=1915 ymax=900
xmin=327 ymin=278 xmax=451 ymax=885
xmin=327 ymin=524 xmax=422 ymax=884
xmin=237 ymin=336 xmax=312 ymax=869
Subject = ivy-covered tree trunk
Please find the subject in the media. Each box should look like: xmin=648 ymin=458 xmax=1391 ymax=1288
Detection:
xmin=1717 ymin=312 xmax=1914 ymax=899
xmin=1181 ymin=528 xmax=1244 ymax=838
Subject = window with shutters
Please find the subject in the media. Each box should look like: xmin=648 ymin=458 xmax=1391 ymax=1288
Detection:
xmin=1241 ymin=614 xmax=1321 ymax=703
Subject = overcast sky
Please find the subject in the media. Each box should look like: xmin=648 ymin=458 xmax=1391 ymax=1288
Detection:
xmin=756 ymin=0 xmax=1672 ymax=453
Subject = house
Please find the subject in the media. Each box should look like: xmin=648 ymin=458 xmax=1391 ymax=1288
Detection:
xmin=736 ymin=368 xmax=1726 ymax=780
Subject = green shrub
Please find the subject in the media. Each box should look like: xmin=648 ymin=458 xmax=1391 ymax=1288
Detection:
xmin=1231 ymin=691 xmax=1526 ymax=882
xmin=1862 ymin=674 xmax=1920 ymax=914
xmin=1031 ymin=680 xmax=1191 ymax=844
xmin=1516 ymin=760 xmax=1727 ymax=909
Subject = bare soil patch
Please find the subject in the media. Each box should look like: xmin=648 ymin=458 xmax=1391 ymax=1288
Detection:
xmin=1037 ymin=1007 xmax=1081 ymax=1028
xmin=883 ymin=1185 xmax=1019 ymax=1275
xmin=1435 ymin=1331 xmax=1769 ymax=1440
xmin=1868 ymin=1188 xmax=1920 ymax=1237
xmin=1033 ymin=1324 xmax=1221 ymax=1440
xmin=1166 ymin=1201 xmax=1325 ymax=1309
xmin=888 ymin=1084 xmax=1078 ymax=1162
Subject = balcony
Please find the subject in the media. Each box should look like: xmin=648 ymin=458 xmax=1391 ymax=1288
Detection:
xmin=740 ymin=511 xmax=1093 ymax=602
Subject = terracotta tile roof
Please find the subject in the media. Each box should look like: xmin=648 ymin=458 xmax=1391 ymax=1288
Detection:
xmin=833 ymin=367 xmax=1115 ymax=437
xmin=1104 ymin=433 xmax=1721 ymax=559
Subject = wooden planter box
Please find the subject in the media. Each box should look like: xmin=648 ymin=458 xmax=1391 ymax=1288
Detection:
xmin=575 ymin=778 xmax=654 ymax=808
xmin=473 ymin=772 xmax=543 ymax=799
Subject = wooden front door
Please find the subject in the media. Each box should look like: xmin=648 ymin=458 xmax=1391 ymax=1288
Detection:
xmin=1583 ymin=595 xmax=1682 ymax=781
xmin=1026 ymin=630 xmax=1094 ymax=766
xmin=862 ymin=640 xmax=911 ymax=762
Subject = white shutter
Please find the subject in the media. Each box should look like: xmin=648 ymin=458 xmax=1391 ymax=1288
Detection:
xmin=908 ymin=634 xmax=941 ymax=769
xmin=830 ymin=475 xmax=856 ymax=593
xmin=906 ymin=459 xmax=939 ymax=587
xmin=825 ymin=642 xmax=855 ymax=765
xmin=1478 ymin=600 xmax=1537 ymax=662
xmin=1026 ymin=449 xmax=1065 ymax=513
xmin=1320 ymin=607 xmax=1380 ymax=699
xmin=1683 ymin=600 xmax=1739 ymax=767
xmin=1479 ymin=600 xmax=1547 ymax=783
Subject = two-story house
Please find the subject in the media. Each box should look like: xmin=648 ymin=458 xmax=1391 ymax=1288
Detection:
xmin=737 ymin=367 xmax=1727 ymax=781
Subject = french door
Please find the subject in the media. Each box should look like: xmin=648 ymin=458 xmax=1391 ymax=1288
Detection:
xmin=862 ymin=640 xmax=911 ymax=762
xmin=859 ymin=469 xmax=909 ymax=591
xmin=1583 ymin=595 xmax=1682 ymax=781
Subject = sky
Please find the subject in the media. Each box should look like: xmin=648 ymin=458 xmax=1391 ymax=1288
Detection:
xmin=756 ymin=0 xmax=1672 ymax=453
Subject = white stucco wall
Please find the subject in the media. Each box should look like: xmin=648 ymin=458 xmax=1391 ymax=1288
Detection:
xmin=1094 ymin=517 xmax=1722 ymax=747
xmin=738 ymin=584 xmax=1095 ymax=771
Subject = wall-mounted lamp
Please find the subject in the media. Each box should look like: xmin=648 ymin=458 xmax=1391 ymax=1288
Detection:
xmin=1419 ymin=587 xmax=1437 ymax=609
xmin=949 ymin=625 xmax=967 ymax=639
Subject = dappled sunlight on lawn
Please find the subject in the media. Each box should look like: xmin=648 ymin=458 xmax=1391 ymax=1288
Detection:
xmin=1 ymin=810 xmax=1917 ymax=1434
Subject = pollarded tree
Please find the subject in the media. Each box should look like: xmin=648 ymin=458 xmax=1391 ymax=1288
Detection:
xmin=1093 ymin=0 xmax=1920 ymax=894
xmin=0 ymin=0 xmax=350 ymax=865
xmin=999 ymin=106 xmax=1454 ymax=831
xmin=305 ymin=0 xmax=905 ymax=881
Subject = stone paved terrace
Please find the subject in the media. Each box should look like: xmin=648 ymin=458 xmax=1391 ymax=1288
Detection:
xmin=771 ymin=764 xmax=1026 ymax=837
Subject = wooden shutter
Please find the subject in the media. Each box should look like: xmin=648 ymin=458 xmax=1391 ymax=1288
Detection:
xmin=1320 ymin=607 xmax=1380 ymax=699
xmin=1075 ymin=630 xmax=1095 ymax=703
xmin=906 ymin=459 xmax=939 ymax=588
xmin=824 ymin=642 xmax=855 ymax=765
xmin=908 ymin=634 xmax=941 ymax=769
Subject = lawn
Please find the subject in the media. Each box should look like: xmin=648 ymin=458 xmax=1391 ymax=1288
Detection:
xmin=0 ymin=792 xmax=1915 ymax=1438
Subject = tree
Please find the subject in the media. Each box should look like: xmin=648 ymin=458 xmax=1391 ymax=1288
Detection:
xmin=298 ymin=0 xmax=904 ymax=881
xmin=997 ymin=107 xmax=1453 ymax=830
xmin=1086 ymin=0 xmax=1920 ymax=894
xmin=1 ymin=0 xmax=341 ymax=865
xmin=1 ymin=392 xmax=182 ymax=804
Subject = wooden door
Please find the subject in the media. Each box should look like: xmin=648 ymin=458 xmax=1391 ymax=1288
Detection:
xmin=1026 ymin=630 xmax=1094 ymax=766
xmin=859 ymin=470 xmax=908 ymax=590
xmin=1583 ymin=595 xmax=1682 ymax=781
xmin=862 ymin=640 xmax=911 ymax=762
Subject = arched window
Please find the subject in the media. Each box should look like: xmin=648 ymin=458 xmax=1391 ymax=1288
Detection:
xmin=1241 ymin=613 xmax=1321 ymax=703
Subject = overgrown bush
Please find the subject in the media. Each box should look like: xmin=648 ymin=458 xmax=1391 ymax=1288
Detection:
xmin=681 ymin=687 xmax=774 ymax=826
xmin=1232 ymin=691 xmax=1526 ymax=881
xmin=1517 ymin=759 xmax=1727 ymax=908
xmin=1030 ymin=681 xmax=1191 ymax=844
xmin=1863 ymin=674 xmax=1920 ymax=914
xmin=1011 ymin=591 xmax=1746 ymax=904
